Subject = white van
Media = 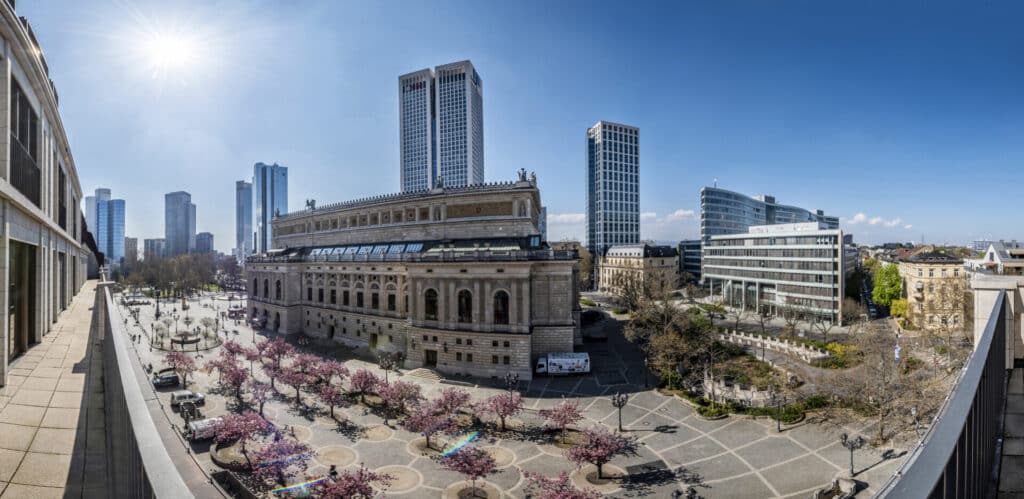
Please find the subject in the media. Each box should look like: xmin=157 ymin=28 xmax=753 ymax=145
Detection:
xmin=535 ymin=352 xmax=591 ymax=375
xmin=170 ymin=390 xmax=206 ymax=407
xmin=186 ymin=417 xmax=222 ymax=441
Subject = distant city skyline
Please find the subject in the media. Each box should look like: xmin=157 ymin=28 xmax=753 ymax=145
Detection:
xmin=41 ymin=1 xmax=1024 ymax=250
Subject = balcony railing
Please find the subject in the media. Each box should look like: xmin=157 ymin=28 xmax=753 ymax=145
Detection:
xmin=10 ymin=134 xmax=40 ymax=207
xmin=247 ymin=248 xmax=578 ymax=264
xmin=98 ymin=280 xmax=192 ymax=497
xmin=875 ymin=290 xmax=1006 ymax=498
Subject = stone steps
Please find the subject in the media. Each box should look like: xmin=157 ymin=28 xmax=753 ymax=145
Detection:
xmin=406 ymin=368 xmax=442 ymax=382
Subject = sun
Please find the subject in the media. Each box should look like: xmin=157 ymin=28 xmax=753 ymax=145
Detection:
xmin=141 ymin=31 xmax=199 ymax=72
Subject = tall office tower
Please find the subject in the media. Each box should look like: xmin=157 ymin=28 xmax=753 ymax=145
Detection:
xmin=235 ymin=180 xmax=253 ymax=257
xmin=539 ymin=206 xmax=548 ymax=242
xmin=195 ymin=232 xmax=214 ymax=254
xmin=586 ymin=121 xmax=640 ymax=257
xmin=164 ymin=191 xmax=194 ymax=257
xmin=253 ymin=162 xmax=288 ymax=254
xmin=188 ymin=203 xmax=197 ymax=252
xmin=124 ymin=237 xmax=138 ymax=264
xmin=699 ymin=187 xmax=839 ymax=241
xmin=399 ymin=60 xmax=483 ymax=192
xmin=143 ymin=238 xmax=166 ymax=260
xmin=89 ymin=188 xmax=125 ymax=263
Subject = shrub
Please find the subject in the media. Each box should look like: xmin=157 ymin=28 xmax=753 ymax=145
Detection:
xmin=579 ymin=298 xmax=596 ymax=306
xmin=612 ymin=307 xmax=629 ymax=315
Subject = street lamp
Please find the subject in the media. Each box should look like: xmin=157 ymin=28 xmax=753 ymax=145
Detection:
xmin=775 ymin=394 xmax=784 ymax=433
xmin=643 ymin=356 xmax=650 ymax=388
xmin=504 ymin=372 xmax=520 ymax=405
xmin=840 ymin=433 xmax=865 ymax=477
xmin=611 ymin=392 xmax=629 ymax=432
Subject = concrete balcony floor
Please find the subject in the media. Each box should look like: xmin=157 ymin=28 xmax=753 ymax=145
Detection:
xmin=1001 ymin=368 xmax=1024 ymax=497
xmin=0 ymin=281 xmax=105 ymax=498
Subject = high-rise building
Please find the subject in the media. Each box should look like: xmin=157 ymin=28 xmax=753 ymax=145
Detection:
xmin=399 ymin=60 xmax=484 ymax=192
xmin=143 ymin=238 xmax=166 ymax=260
xmin=235 ymin=180 xmax=253 ymax=257
xmin=700 ymin=187 xmax=838 ymax=241
xmin=195 ymin=232 xmax=214 ymax=254
xmin=86 ymin=188 xmax=125 ymax=263
xmin=253 ymin=162 xmax=288 ymax=254
xmin=586 ymin=121 xmax=640 ymax=258
xmin=124 ymin=237 xmax=138 ymax=264
xmin=539 ymin=206 xmax=548 ymax=242
xmin=164 ymin=191 xmax=194 ymax=257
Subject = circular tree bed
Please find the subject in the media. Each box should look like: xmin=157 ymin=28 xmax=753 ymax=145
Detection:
xmin=210 ymin=440 xmax=251 ymax=472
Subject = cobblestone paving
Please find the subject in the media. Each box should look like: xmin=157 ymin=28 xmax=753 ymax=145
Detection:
xmin=114 ymin=292 xmax=908 ymax=498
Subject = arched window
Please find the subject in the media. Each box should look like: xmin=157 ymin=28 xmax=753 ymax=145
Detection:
xmin=493 ymin=291 xmax=509 ymax=325
xmin=424 ymin=289 xmax=438 ymax=321
xmin=263 ymin=279 xmax=269 ymax=298
xmin=253 ymin=278 xmax=258 ymax=295
xmin=458 ymin=290 xmax=472 ymax=323
xmin=275 ymin=280 xmax=282 ymax=300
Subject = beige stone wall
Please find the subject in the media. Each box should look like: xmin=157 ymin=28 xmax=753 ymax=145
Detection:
xmin=898 ymin=261 xmax=968 ymax=332
xmin=404 ymin=327 xmax=533 ymax=380
xmin=532 ymin=326 xmax=575 ymax=357
xmin=598 ymin=254 xmax=679 ymax=294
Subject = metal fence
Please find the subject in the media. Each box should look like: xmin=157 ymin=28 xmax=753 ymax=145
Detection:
xmin=875 ymin=290 xmax=1007 ymax=498
xmin=99 ymin=283 xmax=192 ymax=497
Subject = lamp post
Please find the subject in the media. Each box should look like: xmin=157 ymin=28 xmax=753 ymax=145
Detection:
xmin=840 ymin=433 xmax=865 ymax=477
xmin=611 ymin=392 xmax=629 ymax=432
xmin=643 ymin=356 xmax=650 ymax=388
xmin=504 ymin=372 xmax=519 ymax=405
xmin=775 ymin=394 xmax=784 ymax=433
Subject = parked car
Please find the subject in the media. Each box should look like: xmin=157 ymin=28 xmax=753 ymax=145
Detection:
xmin=170 ymin=390 xmax=206 ymax=408
xmin=152 ymin=372 xmax=180 ymax=388
xmin=186 ymin=417 xmax=221 ymax=441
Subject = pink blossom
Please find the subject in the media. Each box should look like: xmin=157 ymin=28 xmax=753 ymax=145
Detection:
xmin=278 ymin=365 xmax=312 ymax=405
xmin=251 ymin=438 xmax=315 ymax=486
xmin=164 ymin=351 xmax=197 ymax=387
xmin=483 ymin=392 xmax=523 ymax=431
xmin=314 ymin=359 xmax=349 ymax=386
xmin=402 ymin=400 xmax=453 ymax=450
xmin=248 ymin=379 xmax=272 ymax=416
xmin=524 ymin=471 xmax=602 ymax=499
xmin=376 ymin=380 xmax=422 ymax=424
xmin=435 ymin=387 xmax=472 ymax=415
xmin=349 ymin=369 xmax=382 ymax=404
xmin=212 ymin=412 xmax=273 ymax=466
xmin=314 ymin=465 xmax=393 ymax=499
xmin=564 ymin=426 xmax=637 ymax=479
xmin=436 ymin=446 xmax=496 ymax=495
xmin=538 ymin=399 xmax=583 ymax=443
xmin=319 ymin=384 xmax=348 ymax=418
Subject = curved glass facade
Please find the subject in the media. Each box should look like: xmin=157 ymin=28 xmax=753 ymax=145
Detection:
xmin=700 ymin=187 xmax=838 ymax=241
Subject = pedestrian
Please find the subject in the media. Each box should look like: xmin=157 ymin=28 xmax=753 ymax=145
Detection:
xmin=329 ymin=465 xmax=338 ymax=480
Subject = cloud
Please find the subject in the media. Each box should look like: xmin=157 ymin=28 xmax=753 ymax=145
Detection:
xmin=904 ymin=224 xmax=913 ymax=230
xmin=546 ymin=213 xmax=585 ymax=224
xmin=642 ymin=208 xmax=699 ymax=241
xmin=640 ymin=212 xmax=658 ymax=220
xmin=846 ymin=212 xmax=904 ymax=228
xmin=545 ymin=212 xmax=586 ymax=241
xmin=664 ymin=209 xmax=697 ymax=222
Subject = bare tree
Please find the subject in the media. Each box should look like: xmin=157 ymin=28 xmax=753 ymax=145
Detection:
xmin=841 ymin=298 xmax=867 ymax=335
xmin=728 ymin=306 xmax=749 ymax=332
xmin=812 ymin=317 xmax=836 ymax=344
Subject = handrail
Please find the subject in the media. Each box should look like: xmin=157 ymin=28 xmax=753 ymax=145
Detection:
xmin=102 ymin=284 xmax=192 ymax=497
xmin=247 ymin=248 xmax=578 ymax=264
xmin=875 ymin=290 xmax=1006 ymax=497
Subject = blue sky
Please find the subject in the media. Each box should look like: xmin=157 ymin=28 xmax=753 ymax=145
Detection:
xmin=21 ymin=0 xmax=1024 ymax=251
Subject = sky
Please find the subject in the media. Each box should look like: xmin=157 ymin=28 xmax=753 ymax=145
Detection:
xmin=19 ymin=0 xmax=1024 ymax=251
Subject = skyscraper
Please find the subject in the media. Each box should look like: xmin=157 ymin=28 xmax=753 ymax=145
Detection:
xmin=164 ymin=191 xmax=194 ymax=257
xmin=399 ymin=60 xmax=483 ymax=192
xmin=124 ymin=237 xmax=138 ymax=264
xmin=586 ymin=121 xmax=640 ymax=257
xmin=86 ymin=188 xmax=125 ymax=263
xmin=253 ymin=162 xmax=288 ymax=254
xmin=195 ymin=232 xmax=214 ymax=254
xmin=235 ymin=180 xmax=253 ymax=257
xmin=143 ymin=238 xmax=165 ymax=260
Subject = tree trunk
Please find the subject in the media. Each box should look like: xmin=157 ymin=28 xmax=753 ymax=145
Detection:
xmin=597 ymin=462 xmax=604 ymax=479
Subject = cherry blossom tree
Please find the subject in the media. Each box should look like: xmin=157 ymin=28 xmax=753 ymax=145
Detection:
xmin=164 ymin=351 xmax=197 ymax=387
xmin=248 ymin=379 xmax=272 ymax=416
xmin=523 ymin=471 xmax=602 ymax=499
xmin=221 ymin=363 xmax=250 ymax=404
xmin=539 ymin=399 xmax=583 ymax=444
xmin=314 ymin=465 xmax=393 ymax=499
xmin=259 ymin=338 xmax=295 ymax=389
xmin=436 ymin=446 xmax=496 ymax=498
xmin=483 ymin=392 xmax=523 ymax=432
xmin=279 ymin=365 xmax=312 ymax=405
xmin=212 ymin=412 xmax=273 ymax=467
xmin=242 ymin=345 xmax=261 ymax=376
xmin=221 ymin=339 xmax=246 ymax=357
xmin=376 ymin=380 xmax=422 ymax=425
xmin=403 ymin=400 xmax=453 ymax=450
xmin=349 ymin=368 xmax=381 ymax=404
xmin=251 ymin=438 xmax=315 ymax=486
xmin=204 ymin=355 xmax=231 ymax=383
xmin=314 ymin=359 xmax=349 ymax=387
xmin=435 ymin=387 xmax=472 ymax=415
xmin=564 ymin=426 xmax=638 ymax=479
xmin=319 ymin=384 xmax=349 ymax=419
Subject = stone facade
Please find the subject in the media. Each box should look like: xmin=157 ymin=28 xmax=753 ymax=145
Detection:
xmin=247 ymin=177 xmax=579 ymax=380
xmin=597 ymin=244 xmax=679 ymax=294
xmin=898 ymin=252 xmax=968 ymax=333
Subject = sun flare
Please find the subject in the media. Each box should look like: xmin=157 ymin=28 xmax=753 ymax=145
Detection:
xmin=141 ymin=31 xmax=199 ymax=72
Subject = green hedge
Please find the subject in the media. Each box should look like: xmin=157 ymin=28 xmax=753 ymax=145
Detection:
xmin=579 ymin=298 xmax=596 ymax=306
xmin=663 ymin=387 xmax=828 ymax=423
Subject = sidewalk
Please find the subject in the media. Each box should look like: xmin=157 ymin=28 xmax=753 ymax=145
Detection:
xmin=0 ymin=281 xmax=105 ymax=498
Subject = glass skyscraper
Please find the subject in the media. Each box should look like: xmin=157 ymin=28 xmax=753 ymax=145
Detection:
xmin=253 ymin=162 xmax=288 ymax=254
xmin=235 ymin=180 xmax=253 ymax=257
xmin=586 ymin=121 xmax=640 ymax=257
xmin=699 ymin=187 xmax=839 ymax=241
xmin=87 ymin=188 xmax=125 ymax=263
xmin=399 ymin=60 xmax=483 ymax=192
xmin=164 ymin=191 xmax=194 ymax=257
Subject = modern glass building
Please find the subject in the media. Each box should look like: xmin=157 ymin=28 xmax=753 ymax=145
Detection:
xmin=87 ymin=188 xmax=125 ymax=263
xmin=700 ymin=187 xmax=838 ymax=241
xmin=195 ymin=232 xmax=214 ymax=254
xmin=235 ymin=180 xmax=252 ymax=257
xmin=253 ymin=162 xmax=288 ymax=254
xmin=586 ymin=121 xmax=639 ymax=258
xmin=164 ymin=191 xmax=194 ymax=257
xmin=399 ymin=60 xmax=483 ymax=192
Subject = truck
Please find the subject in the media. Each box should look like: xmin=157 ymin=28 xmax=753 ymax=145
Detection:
xmin=535 ymin=352 xmax=591 ymax=375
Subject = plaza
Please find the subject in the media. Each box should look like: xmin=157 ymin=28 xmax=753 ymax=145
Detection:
xmin=111 ymin=286 xmax=907 ymax=498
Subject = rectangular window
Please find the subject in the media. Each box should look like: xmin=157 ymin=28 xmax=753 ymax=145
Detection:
xmin=456 ymin=352 xmax=462 ymax=361
xmin=492 ymin=355 xmax=498 ymax=364
xmin=503 ymin=356 xmax=510 ymax=365
xmin=492 ymin=341 xmax=498 ymax=347
xmin=357 ymin=292 xmax=364 ymax=308
xmin=318 ymin=289 xmax=324 ymax=303
xmin=307 ymin=288 xmax=313 ymax=301
xmin=330 ymin=289 xmax=337 ymax=304
xmin=467 ymin=354 xmax=473 ymax=362
xmin=343 ymin=291 xmax=350 ymax=306
xmin=503 ymin=341 xmax=510 ymax=348
xmin=456 ymin=338 xmax=462 ymax=345
xmin=387 ymin=294 xmax=396 ymax=311
xmin=372 ymin=293 xmax=380 ymax=309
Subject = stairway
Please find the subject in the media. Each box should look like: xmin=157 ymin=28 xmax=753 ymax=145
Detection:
xmin=406 ymin=368 xmax=443 ymax=382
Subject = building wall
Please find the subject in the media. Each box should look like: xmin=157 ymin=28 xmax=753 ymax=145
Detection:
xmin=253 ymin=162 xmax=287 ymax=254
xmin=898 ymin=261 xmax=967 ymax=332
xmin=0 ymin=2 xmax=87 ymax=385
xmin=700 ymin=187 xmax=838 ymax=242
xmin=597 ymin=253 xmax=679 ymax=294
xmin=586 ymin=121 xmax=639 ymax=257
xmin=235 ymin=180 xmax=252 ymax=256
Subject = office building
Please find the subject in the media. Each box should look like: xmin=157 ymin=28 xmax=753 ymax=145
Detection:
xmin=539 ymin=206 xmax=548 ymax=242
xmin=253 ymin=162 xmax=288 ymax=254
xmin=399 ymin=60 xmax=484 ymax=192
xmin=0 ymin=4 xmax=88 ymax=382
xmin=700 ymin=187 xmax=838 ymax=241
xmin=597 ymin=244 xmax=679 ymax=294
xmin=144 ymin=238 xmax=166 ymax=260
xmin=247 ymin=174 xmax=578 ymax=380
xmin=235 ymin=180 xmax=252 ymax=257
xmin=195 ymin=232 xmax=214 ymax=254
xmin=703 ymin=222 xmax=850 ymax=325
xmin=678 ymin=239 xmax=702 ymax=282
xmin=586 ymin=121 xmax=640 ymax=258
xmin=84 ymin=188 xmax=126 ymax=264
xmin=164 ymin=191 xmax=195 ymax=257
xmin=124 ymin=237 xmax=138 ymax=264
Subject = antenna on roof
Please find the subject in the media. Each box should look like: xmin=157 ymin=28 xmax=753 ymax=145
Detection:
xmin=714 ymin=178 xmax=718 ymax=188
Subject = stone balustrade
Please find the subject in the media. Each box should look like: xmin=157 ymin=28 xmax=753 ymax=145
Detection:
xmin=717 ymin=329 xmax=831 ymax=364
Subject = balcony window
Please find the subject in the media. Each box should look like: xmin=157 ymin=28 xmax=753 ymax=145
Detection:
xmin=424 ymin=289 xmax=438 ymax=320
xmin=10 ymin=77 xmax=40 ymax=207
